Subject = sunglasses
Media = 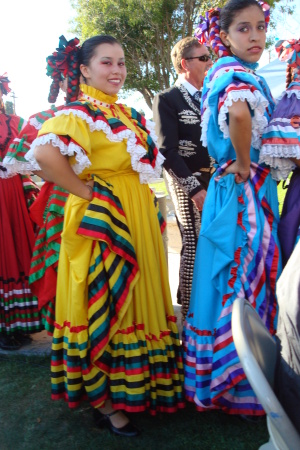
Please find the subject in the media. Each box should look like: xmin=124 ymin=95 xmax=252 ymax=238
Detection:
xmin=185 ymin=55 xmax=211 ymax=62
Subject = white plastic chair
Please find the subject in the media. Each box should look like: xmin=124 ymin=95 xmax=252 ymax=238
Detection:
xmin=232 ymin=297 xmax=300 ymax=450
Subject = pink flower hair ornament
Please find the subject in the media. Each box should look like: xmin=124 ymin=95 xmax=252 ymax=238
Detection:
xmin=258 ymin=1 xmax=270 ymax=30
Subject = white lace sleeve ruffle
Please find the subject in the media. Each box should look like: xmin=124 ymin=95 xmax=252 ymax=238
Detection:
xmin=25 ymin=133 xmax=92 ymax=175
xmin=29 ymin=116 xmax=43 ymax=130
xmin=2 ymin=160 xmax=32 ymax=175
xmin=2 ymin=138 xmax=33 ymax=175
xmin=200 ymin=107 xmax=211 ymax=148
xmin=258 ymin=152 xmax=296 ymax=181
xmin=0 ymin=167 xmax=17 ymax=178
xmin=55 ymin=109 xmax=164 ymax=184
xmin=218 ymin=89 xmax=268 ymax=149
xmin=259 ymin=117 xmax=300 ymax=180
xmin=277 ymin=89 xmax=300 ymax=101
xmin=259 ymin=141 xmax=300 ymax=181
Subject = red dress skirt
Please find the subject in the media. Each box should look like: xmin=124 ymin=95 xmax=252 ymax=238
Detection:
xmin=0 ymin=174 xmax=42 ymax=334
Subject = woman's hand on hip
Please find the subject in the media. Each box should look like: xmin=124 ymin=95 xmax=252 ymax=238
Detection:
xmin=221 ymin=161 xmax=250 ymax=184
xmin=85 ymin=180 xmax=94 ymax=201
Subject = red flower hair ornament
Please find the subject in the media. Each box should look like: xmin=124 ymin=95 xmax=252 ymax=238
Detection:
xmin=0 ymin=73 xmax=11 ymax=96
xmin=46 ymin=35 xmax=81 ymax=103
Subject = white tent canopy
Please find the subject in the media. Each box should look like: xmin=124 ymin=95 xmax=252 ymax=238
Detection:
xmin=257 ymin=58 xmax=287 ymax=99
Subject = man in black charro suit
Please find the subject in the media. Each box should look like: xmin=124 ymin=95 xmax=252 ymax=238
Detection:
xmin=152 ymin=37 xmax=213 ymax=319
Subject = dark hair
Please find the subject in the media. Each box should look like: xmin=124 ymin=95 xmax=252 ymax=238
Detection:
xmin=286 ymin=66 xmax=292 ymax=89
xmin=79 ymin=35 xmax=122 ymax=69
xmin=220 ymin=0 xmax=263 ymax=33
xmin=0 ymin=99 xmax=5 ymax=114
xmin=46 ymin=54 xmax=63 ymax=103
xmin=0 ymin=74 xmax=11 ymax=113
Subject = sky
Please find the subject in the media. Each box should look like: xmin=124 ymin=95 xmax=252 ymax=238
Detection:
xmin=0 ymin=0 xmax=150 ymax=119
xmin=0 ymin=0 xmax=76 ymax=118
xmin=259 ymin=0 xmax=300 ymax=66
xmin=1 ymin=0 xmax=299 ymax=121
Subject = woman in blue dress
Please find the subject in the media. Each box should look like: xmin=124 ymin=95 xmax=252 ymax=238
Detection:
xmin=183 ymin=0 xmax=281 ymax=417
xmin=260 ymin=38 xmax=300 ymax=266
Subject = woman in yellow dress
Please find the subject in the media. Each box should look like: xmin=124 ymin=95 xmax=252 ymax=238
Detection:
xmin=28 ymin=35 xmax=184 ymax=436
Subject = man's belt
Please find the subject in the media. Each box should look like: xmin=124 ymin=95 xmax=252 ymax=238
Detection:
xmin=193 ymin=167 xmax=216 ymax=175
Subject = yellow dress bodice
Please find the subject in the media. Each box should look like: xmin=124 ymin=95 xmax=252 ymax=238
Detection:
xmin=38 ymin=84 xmax=153 ymax=182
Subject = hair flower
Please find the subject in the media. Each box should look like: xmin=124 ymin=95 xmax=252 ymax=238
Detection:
xmin=258 ymin=1 xmax=270 ymax=30
xmin=0 ymin=73 xmax=11 ymax=96
xmin=46 ymin=35 xmax=80 ymax=104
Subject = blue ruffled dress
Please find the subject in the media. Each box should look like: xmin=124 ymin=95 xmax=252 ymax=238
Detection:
xmin=183 ymin=56 xmax=282 ymax=415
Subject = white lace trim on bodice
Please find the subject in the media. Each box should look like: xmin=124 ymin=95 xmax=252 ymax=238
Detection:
xmin=201 ymin=89 xmax=268 ymax=149
xmin=25 ymin=109 xmax=164 ymax=183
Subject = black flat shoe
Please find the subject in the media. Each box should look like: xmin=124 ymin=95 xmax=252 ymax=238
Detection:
xmin=239 ymin=414 xmax=265 ymax=423
xmin=93 ymin=408 xmax=140 ymax=437
xmin=0 ymin=335 xmax=22 ymax=351
xmin=14 ymin=332 xmax=33 ymax=345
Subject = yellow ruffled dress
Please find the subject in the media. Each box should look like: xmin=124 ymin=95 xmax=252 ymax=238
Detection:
xmin=29 ymin=85 xmax=184 ymax=414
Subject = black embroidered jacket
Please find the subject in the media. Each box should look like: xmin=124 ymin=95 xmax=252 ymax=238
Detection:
xmin=152 ymin=84 xmax=211 ymax=198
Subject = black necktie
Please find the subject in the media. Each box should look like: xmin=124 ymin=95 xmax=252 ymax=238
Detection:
xmin=193 ymin=91 xmax=201 ymax=103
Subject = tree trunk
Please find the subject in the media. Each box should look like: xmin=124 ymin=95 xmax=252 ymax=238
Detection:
xmin=139 ymin=88 xmax=154 ymax=110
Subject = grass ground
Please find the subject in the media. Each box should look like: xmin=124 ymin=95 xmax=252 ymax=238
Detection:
xmin=0 ymin=355 xmax=269 ymax=450
xmin=2 ymin=178 xmax=284 ymax=450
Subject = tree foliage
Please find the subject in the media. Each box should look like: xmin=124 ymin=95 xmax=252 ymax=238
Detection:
xmin=71 ymin=0 xmax=290 ymax=108
xmin=5 ymin=101 xmax=14 ymax=115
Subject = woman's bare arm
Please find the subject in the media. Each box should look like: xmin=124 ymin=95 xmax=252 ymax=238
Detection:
xmin=32 ymin=170 xmax=49 ymax=181
xmin=223 ymin=100 xmax=252 ymax=182
xmin=34 ymin=144 xmax=92 ymax=200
